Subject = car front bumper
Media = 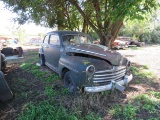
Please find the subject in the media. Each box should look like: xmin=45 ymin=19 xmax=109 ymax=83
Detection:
xmin=84 ymin=74 xmax=133 ymax=92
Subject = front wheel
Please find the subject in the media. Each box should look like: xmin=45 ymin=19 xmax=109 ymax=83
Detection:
xmin=63 ymin=71 xmax=77 ymax=94
xmin=0 ymin=71 xmax=13 ymax=102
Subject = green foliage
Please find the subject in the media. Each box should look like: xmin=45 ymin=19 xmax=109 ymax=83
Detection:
xmin=20 ymin=63 xmax=31 ymax=70
xmin=139 ymin=31 xmax=160 ymax=43
xmin=109 ymin=92 xmax=160 ymax=119
xmin=151 ymin=31 xmax=160 ymax=43
xmin=142 ymin=65 xmax=149 ymax=69
xmin=127 ymin=46 xmax=141 ymax=50
xmin=139 ymin=32 xmax=152 ymax=43
xmin=109 ymin=103 xmax=137 ymax=120
xmin=45 ymin=74 xmax=59 ymax=82
xmin=130 ymin=66 xmax=138 ymax=75
xmin=31 ymin=69 xmax=46 ymax=78
xmin=17 ymin=101 xmax=78 ymax=120
xmin=44 ymin=85 xmax=57 ymax=97
xmin=134 ymin=94 xmax=160 ymax=115
xmin=18 ymin=101 xmax=101 ymax=120
xmin=82 ymin=113 xmax=101 ymax=120
xmin=148 ymin=91 xmax=160 ymax=99
xmin=130 ymin=66 xmax=155 ymax=79
xmin=2 ymin=0 xmax=158 ymax=46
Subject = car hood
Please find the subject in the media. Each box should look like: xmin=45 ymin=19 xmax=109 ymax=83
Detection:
xmin=65 ymin=44 xmax=125 ymax=66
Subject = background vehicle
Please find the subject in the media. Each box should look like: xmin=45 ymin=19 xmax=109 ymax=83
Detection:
xmin=111 ymin=39 xmax=129 ymax=49
xmin=117 ymin=37 xmax=145 ymax=47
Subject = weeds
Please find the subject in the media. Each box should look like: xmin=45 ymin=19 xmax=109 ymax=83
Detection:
xmin=18 ymin=101 xmax=101 ymax=120
xmin=45 ymin=74 xmax=59 ymax=82
xmin=133 ymin=93 xmax=160 ymax=118
xmin=109 ymin=103 xmax=137 ymax=120
xmin=44 ymin=85 xmax=57 ymax=97
xmin=109 ymin=92 xmax=160 ymax=119
xmin=20 ymin=63 xmax=31 ymax=71
xmin=130 ymin=65 xmax=156 ymax=84
xmin=142 ymin=65 xmax=149 ymax=69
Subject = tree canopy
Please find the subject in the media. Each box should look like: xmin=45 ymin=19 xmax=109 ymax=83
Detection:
xmin=2 ymin=0 xmax=159 ymax=47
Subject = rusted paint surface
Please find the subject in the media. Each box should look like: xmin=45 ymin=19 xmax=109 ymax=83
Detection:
xmin=65 ymin=44 xmax=123 ymax=66
xmin=40 ymin=31 xmax=132 ymax=92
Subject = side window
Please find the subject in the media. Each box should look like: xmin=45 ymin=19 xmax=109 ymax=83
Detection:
xmin=43 ymin=35 xmax=49 ymax=44
xmin=49 ymin=35 xmax=60 ymax=45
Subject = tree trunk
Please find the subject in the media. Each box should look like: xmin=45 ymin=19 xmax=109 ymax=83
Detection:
xmin=82 ymin=19 xmax=88 ymax=33
xmin=98 ymin=20 xmax=123 ymax=48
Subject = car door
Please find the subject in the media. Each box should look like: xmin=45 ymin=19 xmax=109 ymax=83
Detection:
xmin=47 ymin=34 xmax=60 ymax=68
xmin=42 ymin=35 xmax=50 ymax=64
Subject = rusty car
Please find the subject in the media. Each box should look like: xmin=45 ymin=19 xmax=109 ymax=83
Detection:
xmin=111 ymin=39 xmax=129 ymax=49
xmin=39 ymin=31 xmax=133 ymax=94
xmin=117 ymin=37 xmax=145 ymax=47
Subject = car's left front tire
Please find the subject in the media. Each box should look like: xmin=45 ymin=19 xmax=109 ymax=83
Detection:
xmin=63 ymin=71 xmax=77 ymax=94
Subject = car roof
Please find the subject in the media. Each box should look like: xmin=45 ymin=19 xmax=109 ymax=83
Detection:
xmin=47 ymin=30 xmax=87 ymax=36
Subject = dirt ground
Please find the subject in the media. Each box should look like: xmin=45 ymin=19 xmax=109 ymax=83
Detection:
xmin=118 ymin=45 xmax=160 ymax=79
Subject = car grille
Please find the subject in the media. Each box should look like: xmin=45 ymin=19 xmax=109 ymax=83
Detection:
xmin=93 ymin=66 xmax=126 ymax=86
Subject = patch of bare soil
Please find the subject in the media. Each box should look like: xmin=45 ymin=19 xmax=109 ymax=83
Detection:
xmin=118 ymin=45 xmax=160 ymax=79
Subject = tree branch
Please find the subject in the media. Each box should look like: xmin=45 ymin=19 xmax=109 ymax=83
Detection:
xmin=92 ymin=0 xmax=102 ymax=30
xmin=69 ymin=0 xmax=100 ymax=34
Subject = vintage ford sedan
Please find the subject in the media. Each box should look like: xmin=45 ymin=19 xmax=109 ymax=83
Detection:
xmin=39 ymin=31 xmax=133 ymax=93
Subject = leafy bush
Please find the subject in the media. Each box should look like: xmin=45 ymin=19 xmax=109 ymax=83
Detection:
xmin=151 ymin=31 xmax=160 ymax=43
xmin=139 ymin=31 xmax=160 ymax=43
xmin=139 ymin=32 xmax=152 ymax=43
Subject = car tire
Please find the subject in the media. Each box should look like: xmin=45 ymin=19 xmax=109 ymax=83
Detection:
xmin=1 ymin=53 xmax=6 ymax=72
xmin=0 ymin=71 xmax=13 ymax=102
xmin=39 ymin=54 xmax=45 ymax=66
xmin=1 ymin=47 xmax=14 ymax=56
xmin=1 ymin=61 xmax=7 ymax=72
xmin=63 ymin=71 xmax=77 ymax=94
xmin=16 ymin=47 xmax=23 ymax=57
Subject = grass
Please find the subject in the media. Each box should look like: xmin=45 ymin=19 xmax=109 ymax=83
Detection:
xmin=127 ymin=46 xmax=141 ymax=50
xmin=130 ymin=65 xmax=156 ymax=81
xmin=109 ymin=103 xmax=137 ymax=120
xmin=2 ymin=50 xmax=160 ymax=120
xmin=109 ymin=92 xmax=160 ymax=120
xmin=18 ymin=101 xmax=102 ymax=120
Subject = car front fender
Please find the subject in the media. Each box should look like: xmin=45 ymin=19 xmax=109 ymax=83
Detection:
xmin=39 ymin=48 xmax=44 ymax=54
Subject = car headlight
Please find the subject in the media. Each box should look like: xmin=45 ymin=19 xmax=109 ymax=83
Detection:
xmin=86 ymin=65 xmax=95 ymax=75
xmin=126 ymin=61 xmax=131 ymax=67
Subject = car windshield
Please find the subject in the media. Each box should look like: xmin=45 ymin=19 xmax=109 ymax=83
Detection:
xmin=62 ymin=34 xmax=92 ymax=46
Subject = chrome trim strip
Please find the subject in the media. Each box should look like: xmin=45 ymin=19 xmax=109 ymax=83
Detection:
xmin=94 ymin=69 xmax=126 ymax=77
xmin=93 ymin=78 xmax=121 ymax=83
xmin=70 ymin=48 xmax=106 ymax=56
xmin=93 ymin=73 xmax=125 ymax=80
xmin=95 ymin=66 xmax=126 ymax=73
